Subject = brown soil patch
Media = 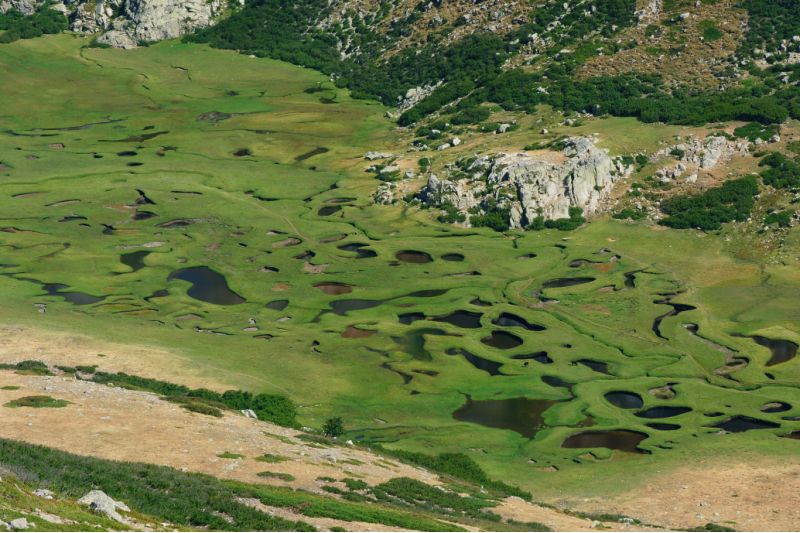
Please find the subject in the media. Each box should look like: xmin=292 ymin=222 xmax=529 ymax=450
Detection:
xmin=272 ymin=237 xmax=301 ymax=249
xmin=495 ymin=496 xmax=663 ymax=532
xmin=303 ymin=262 xmax=329 ymax=274
xmin=0 ymin=371 xmax=439 ymax=494
xmin=341 ymin=326 xmax=377 ymax=338
xmin=572 ymin=461 xmax=800 ymax=531
xmin=314 ymin=282 xmax=353 ymax=295
xmin=0 ymin=324 xmax=223 ymax=390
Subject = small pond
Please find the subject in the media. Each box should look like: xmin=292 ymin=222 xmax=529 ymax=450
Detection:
xmin=396 ymin=250 xmax=433 ymax=264
xmin=481 ymin=331 xmax=523 ymax=350
xmin=561 ymin=430 xmax=649 ymax=454
xmin=168 ymin=266 xmax=245 ymax=305
xmin=604 ymin=391 xmax=643 ymax=409
xmin=453 ymin=396 xmax=557 ymax=439
xmin=492 ymin=312 xmax=546 ymax=331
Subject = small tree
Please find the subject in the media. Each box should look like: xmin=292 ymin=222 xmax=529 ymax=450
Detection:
xmin=322 ymin=417 xmax=345 ymax=438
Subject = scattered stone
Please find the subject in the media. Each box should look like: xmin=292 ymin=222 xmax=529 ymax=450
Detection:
xmin=364 ymin=151 xmax=393 ymax=161
xmin=78 ymin=490 xmax=130 ymax=523
xmin=9 ymin=518 xmax=30 ymax=530
xmin=34 ymin=489 xmax=54 ymax=500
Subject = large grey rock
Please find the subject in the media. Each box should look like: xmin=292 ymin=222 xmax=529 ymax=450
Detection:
xmin=5 ymin=0 xmax=222 ymax=47
xmin=9 ymin=518 xmax=30 ymax=530
xmin=419 ymin=137 xmax=628 ymax=229
xmin=78 ymin=490 xmax=130 ymax=523
xmin=0 ymin=0 xmax=39 ymax=15
xmin=655 ymin=135 xmax=752 ymax=179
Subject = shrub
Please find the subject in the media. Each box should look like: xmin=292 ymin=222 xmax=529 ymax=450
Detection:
xmin=4 ymin=395 xmax=69 ymax=408
xmin=322 ymin=416 xmax=345 ymax=438
xmin=759 ymin=152 xmax=800 ymax=189
xmin=257 ymin=471 xmax=296 ymax=482
xmin=256 ymin=453 xmax=289 ymax=463
xmin=471 ymin=207 xmax=511 ymax=231
xmin=659 ymin=175 xmax=759 ymax=230
xmin=89 ymin=371 xmax=299 ymax=427
xmin=764 ymin=210 xmax=793 ymax=227
xmin=733 ymin=122 xmax=778 ymax=142
xmin=0 ymin=6 xmax=68 ymax=44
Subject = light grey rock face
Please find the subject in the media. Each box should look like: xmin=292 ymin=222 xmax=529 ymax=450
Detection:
xmin=635 ymin=0 xmax=662 ymax=22
xmin=78 ymin=490 xmax=130 ymax=523
xmin=125 ymin=0 xmax=221 ymax=42
xmin=654 ymin=135 xmax=752 ymax=180
xmin=9 ymin=518 xmax=31 ymax=530
xmin=6 ymin=0 xmax=222 ymax=47
xmin=0 ymin=0 xmax=39 ymax=15
xmin=364 ymin=151 xmax=393 ymax=161
xmin=397 ymin=83 xmax=441 ymax=112
xmin=68 ymin=0 xmax=122 ymax=34
xmin=34 ymin=488 xmax=55 ymax=500
xmin=420 ymin=137 xmax=628 ymax=229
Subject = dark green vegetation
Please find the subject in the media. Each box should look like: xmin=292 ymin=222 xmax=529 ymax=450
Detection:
xmin=759 ymin=152 xmax=800 ymax=189
xmin=4 ymin=395 xmax=69 ymax=408
xmin=322 ymin=416 xmax=345 ymax=438
xmin=0 ymin=36 xmax=798 ymax=503
xmin=659 ymin=176 xmax=759 ymax=230
xmin=0 ymin=6 xmax=67 ymax=44
xmin=77 ymin=369 xmax=298 ymax=427
xmin=0 ymin=438 xmax=476 ymax=531
xmin=188 ymin=0 xmax=800 ymax=129
xmin=0 ymin=438 xmax=313 ymax=531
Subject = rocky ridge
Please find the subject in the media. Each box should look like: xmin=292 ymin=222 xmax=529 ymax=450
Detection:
xmin=414 ymin=137 xmax=630 ymax=229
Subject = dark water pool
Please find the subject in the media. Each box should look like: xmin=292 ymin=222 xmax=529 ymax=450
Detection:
xmin=635 ymin=406 xmax=691 ymax=419
xmin=711 ymin=416 xmax=780 ymax=433
xmin=481 ymin=330 xmax=523 ymax=350
xmin=561 ymin=430 xmax=649 ymax=454
xmin=396 ymin=250 xmax=433 ymax=263
xmin=42 ymin=283 xmax=105 ymax=305
xmin=453 ymin=396 xmax=557 ymax=439
xmin=120 ymin=250 xmax=149 ymax=273
xmin=447 ymin=349 xmax=506 ymax=376
xmin=542 ymin=277 xmax=595 ymax=289
xmin=604 ymin=391 xmax=643 ymax=409
xmin=433 ymin=310 xmax=483 ymax=329
xmin=492 ymin=312 xmax=546 ymax=331
xmin=168 ymin=266 xmax=245 ymax=305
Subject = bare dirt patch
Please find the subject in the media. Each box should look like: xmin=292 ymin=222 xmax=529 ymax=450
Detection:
xmin=0 ymin=324 xmax=223 ymax=390
xmin=570 ymin=460 xmax=800 ymax=532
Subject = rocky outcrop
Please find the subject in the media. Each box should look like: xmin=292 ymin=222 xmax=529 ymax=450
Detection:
xmin=653 ymin=135 xmax=753 ymax=182
xmin=0 ymin=0 xmax=38 ymax=15
xmin=635 ymin=0 xmax=662 ymax=23
xmin=2 ymin=0 xmax=223 ymax=48
xmin=420 ymin=137 xmax=630 ymax=229
xmin=97 ymin=0 xmax=223 ymax=48
xmin=397 ymin=84 xmax=441 ymax=112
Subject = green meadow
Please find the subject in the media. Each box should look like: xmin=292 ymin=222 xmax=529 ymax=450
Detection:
xmin=0 ymin=35 xmax=798 ymax=498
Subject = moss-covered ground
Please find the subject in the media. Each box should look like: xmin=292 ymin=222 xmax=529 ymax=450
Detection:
xmin=0 ymin=34 xmax=797 ymax=499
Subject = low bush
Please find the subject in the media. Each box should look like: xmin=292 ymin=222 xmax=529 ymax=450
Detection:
xmin=4 ymin=395 xmax=69 ymax=408
xmin=659 ymin=175 xmax=759 ymax=230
